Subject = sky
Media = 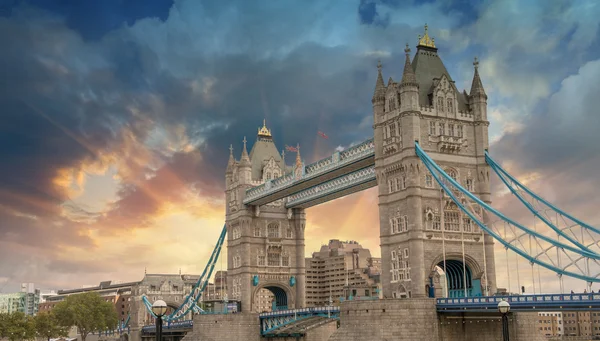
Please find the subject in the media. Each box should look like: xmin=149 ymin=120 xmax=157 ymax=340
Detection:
xmin=0 ymin=0 xmax=599 ymax=295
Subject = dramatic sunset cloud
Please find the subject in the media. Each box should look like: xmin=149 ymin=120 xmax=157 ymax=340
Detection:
xmin=0 ymin=0 xmax=599 ymax=295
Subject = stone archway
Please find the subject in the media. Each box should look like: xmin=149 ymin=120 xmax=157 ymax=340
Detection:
xmin=252 ymin=283 xmax=293 ymax=312
xmin=430 ymin=254 xmax=484 ymax=298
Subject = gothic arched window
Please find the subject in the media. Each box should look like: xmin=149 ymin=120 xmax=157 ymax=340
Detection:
xmin=267 ymin=223 xmax=279 ymax=238
xmin=447 ymin=98 xmax=454 ymax=113
xmin=437 ymin=96 xmax=444 ymax=112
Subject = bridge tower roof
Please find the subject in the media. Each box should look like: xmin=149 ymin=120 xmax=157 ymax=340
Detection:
xmin=411 ymin=24 xmax=468 ymax=111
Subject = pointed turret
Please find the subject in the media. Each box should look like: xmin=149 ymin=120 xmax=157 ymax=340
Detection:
xmin=401 ymin=44 xmax=418 ymax=87
xmin=226 ymin=144 xmax=235 ymax=173
xmin=470 ymin=57 xmax=487 ymax=99
xmin=372 ymin=60 xmax=386 ymax=104
xmin=240 ymin=136 xmax=250 ymax=165
xmin=238 ymin=136 xmax=252 ymax=184
xmin=295 ymin=144 xmax=302 ymax=169
xmin=399 ymin=44 xmax=419 ymax=112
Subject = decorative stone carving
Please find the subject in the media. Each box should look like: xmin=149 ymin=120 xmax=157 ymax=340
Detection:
xmin=254 ymin=205 xmax=260 ymax=217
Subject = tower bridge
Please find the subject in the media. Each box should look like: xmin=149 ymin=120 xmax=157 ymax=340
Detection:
xmin=136 ymin=25 xmax=600 ymax=341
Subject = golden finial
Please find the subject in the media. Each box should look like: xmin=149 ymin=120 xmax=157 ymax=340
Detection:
xmin=417 ymin=23 xmax=436 ymax=48
xmin=257 ymin=118 xmax=272 ymax=137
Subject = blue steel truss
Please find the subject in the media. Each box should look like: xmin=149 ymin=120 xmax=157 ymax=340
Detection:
xmin=486 ymin=152 xmax=600 ymax=257
xmin=437 ymin=293 xmax=600 ymax=313
xmin=259 ymin=307 xmax=340 ymax=336
xmin=244 ymin=138 xmax=374 ymax=205
xmin=141 ymin=225 xmax=226 ymax=322
xmin=415 ymin=143 xmax=600 ymax=283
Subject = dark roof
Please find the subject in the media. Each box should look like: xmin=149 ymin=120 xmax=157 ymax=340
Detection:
xmin=411 ymin=46 xmax=468 ymax=111
xmin=248 ymin=136 xmax=287 ymax=181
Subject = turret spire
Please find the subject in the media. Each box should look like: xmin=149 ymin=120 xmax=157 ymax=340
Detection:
xmin=295 ymin=144 xmax=302 ymax=169
xmin=470 ymin=57 xmax=487 ymax=99
xmin=281 ymin=149 xmax=286 ymax=165
xmin=226 ymin=144 xmax=235 ymax=172
xmin=401 ymin=44 xmax=418 ymax=86
xmin=372 ymin=60 xmax=386 ymax=103
xmin=240 ymin=136 xmax=251 ymax=165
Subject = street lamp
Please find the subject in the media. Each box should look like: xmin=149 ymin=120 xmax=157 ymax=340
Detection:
xmin=152 ymin=300 xmax=167 ymax=341
xmin=498 ymin=300 xmax=510 ymax=341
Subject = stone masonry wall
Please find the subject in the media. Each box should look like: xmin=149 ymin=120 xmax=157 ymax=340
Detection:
xmin=439 ymin=312 xmax=545 ymax=341
xmin=329 ymin=298 xmax=546 ymax=341
xmin=329 ymin=298 xmax=440 ymax=341
xmin=181 ymin=313 xmax=261 ymax=341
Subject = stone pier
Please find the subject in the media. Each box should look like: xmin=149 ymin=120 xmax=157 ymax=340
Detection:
xmin=329 ymin=298 xmax=545 ymax=341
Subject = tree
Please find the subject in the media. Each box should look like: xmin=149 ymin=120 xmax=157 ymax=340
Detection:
xmin=3 ymin=312 xmax=36 ymax=341
xmin=34 ymin=311 xmax=69 ymax=341
xmin=0 ymin=312 xmax=8 ymax=339
xmin=53 ymin=292 xmax=118 ymax=341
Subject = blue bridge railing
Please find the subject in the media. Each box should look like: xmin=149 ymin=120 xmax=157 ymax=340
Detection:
xmin=437 ymin=293 xmax=600 ymax=312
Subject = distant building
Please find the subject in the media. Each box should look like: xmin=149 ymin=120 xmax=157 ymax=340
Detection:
xmin=537 ymin=312 xmax=563 ymax=337
xmin=0 ymin=283 xmax=40 ymax=316
xmin=305 ymin=239 xmax=381 ymax=306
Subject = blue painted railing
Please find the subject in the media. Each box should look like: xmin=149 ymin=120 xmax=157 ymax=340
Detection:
xmin=436 ymin=294 xmax=600 ymax=312
xmin=260 ymin=306 xmax=340 ymax=318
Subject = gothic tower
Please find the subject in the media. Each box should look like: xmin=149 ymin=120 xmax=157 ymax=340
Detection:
xmin=225 ymin=121 xmax=306 ymax=312
xmin=374 ymin=25 xmax=497 ymax=299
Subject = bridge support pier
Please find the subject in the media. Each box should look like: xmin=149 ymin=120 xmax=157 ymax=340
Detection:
xmin=329 ymin=299 xmax=545 ymax=341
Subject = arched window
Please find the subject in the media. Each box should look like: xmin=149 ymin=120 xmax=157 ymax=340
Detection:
xmin=437 ymin=96 xmax=444 ymax=112
xmin=268 ymin=252 xmax=280 ymax=266
xmin=447 ymin=98 xmax=454 ymax=113
xmin=286 ymin=228 xmax=293 ymax=239
xmin=254 ymin=226 xmax=261 ymax=237
xmin=267 ymin=223 xmax=279 ymax=238
xmin=446 ymin=169 xmax=458 ymax=181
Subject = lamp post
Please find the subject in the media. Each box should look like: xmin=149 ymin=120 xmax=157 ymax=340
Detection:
xmin=152 ymin=300 xmax=167 ymax=341
xmin=498 ymin=300 xmax=510 ymax=341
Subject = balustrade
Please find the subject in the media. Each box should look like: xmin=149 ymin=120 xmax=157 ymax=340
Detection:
xmin=244 ymin=138 xmax=374 ymax=203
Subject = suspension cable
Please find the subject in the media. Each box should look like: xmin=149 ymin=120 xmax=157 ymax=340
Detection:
xmin=461 ymin=213 xmax=467 ymax=298
xmin=529 ymin=217 xmax=536 ymax=295
xmin=481 ymin=227 xmax=489 ymax=296
xmin=505 ymin=222 xmax=511 ymax=294
xmin=441 ymin=189 xmax=448 ymax=298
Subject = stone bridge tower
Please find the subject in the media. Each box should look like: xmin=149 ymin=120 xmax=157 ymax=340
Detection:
xmin=225 ymin=121 xmax=306 ymax=313
xmin=373 ymin=25 xmax=497 ymax=299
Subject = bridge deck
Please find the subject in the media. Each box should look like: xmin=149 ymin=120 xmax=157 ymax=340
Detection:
xmin=244 ymin=139 xmax=374 ymax=206
xmin=263 ymin=316 xmax=337 ymax=337
xmin=437 ymin=293 xmax=600 ymax=313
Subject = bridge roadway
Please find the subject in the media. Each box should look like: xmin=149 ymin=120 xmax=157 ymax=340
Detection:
xmin=141 ymin=294 xmax=600 ymax=338
xmin=243 ymin=138 xmax=374 ymax=207
xmin=437 ymin=293 xmax=600 ymax=312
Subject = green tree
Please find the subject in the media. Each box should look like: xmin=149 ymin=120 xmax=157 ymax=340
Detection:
xmin=0 ymin=312 xmax=8 ymax=339
xmin=53 ymin=292 xmax=118 ymax=341
xmin=4 ymin=312 xmax=36 ymax=341
xmin=34 ymin=311 xmax=69 ymax=341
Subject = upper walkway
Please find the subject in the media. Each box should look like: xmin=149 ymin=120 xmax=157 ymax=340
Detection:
xmin=243 ymin=138 xmax=374 ymax=206
xmin=437 ymin=293 xmax=600 ymax=313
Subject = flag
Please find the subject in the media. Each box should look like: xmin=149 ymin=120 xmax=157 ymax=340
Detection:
xmin=285 ymin=145 xmax=298 ymax=152
xmin=317 ymin=131 xmax=329 ymax=139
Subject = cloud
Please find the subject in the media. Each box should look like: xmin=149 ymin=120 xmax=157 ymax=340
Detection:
xmin=0 ymin=0 xmax=599 ymax=295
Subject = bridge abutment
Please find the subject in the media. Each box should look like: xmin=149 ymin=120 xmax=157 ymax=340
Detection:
xmin=439 ymin=312 xmax=544 ymax=341
xmin=181 ymin=313 xmax=261 ymax=341
xmin=328 ymin=299 xmax=545 ymax=341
